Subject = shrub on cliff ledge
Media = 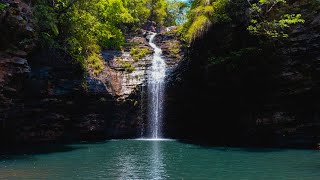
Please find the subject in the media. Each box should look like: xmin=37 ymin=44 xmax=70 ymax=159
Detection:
xmin=130 ymin=47 xmax=151 ymax=61
xmin=121 ymin=62 xmax=136 ymax=73
xmin=87 ymin=53 xmax=104 ymax=75
xmin=181 ymin=0 xmax=230 ymax=42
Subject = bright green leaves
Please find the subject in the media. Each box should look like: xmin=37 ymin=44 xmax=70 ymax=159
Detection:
xmin=31 ymin=0 xmax=192 ymax=74
xmin=130 ymin=47 xmax=151 ymax=61
xmin=182 ymin=0 xmax=230 ymax=42
xmin=147 ymin=0 xmax=168 ymax=26
xmin=33 ymin=0 xmax=138 ymax=74
xmin=97 ymin=0 xmax=133 ymax=25
xmin=65 ymin=0 xmax=134 ymax=73
xmin=186 ymin=15 xmax=211 ymax=42
xmin=87 ymin=53 xmax=104 ymax=75
xmin=122 ymin=0 xmax=150 ymax=27
xmin=89 ymin=0 xmax=132 ymax=49
xmin=258 ymin=0 xmax=286 ymax=4
xmin=279 ymin=14 xmax=305 ymax=28
xmin=247 ymin=0 xmax=304 ymax=39
xmin=249 ymin=3 xmax=262 ymax=13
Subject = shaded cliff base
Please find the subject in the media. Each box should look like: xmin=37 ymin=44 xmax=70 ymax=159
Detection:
xmin=163 ymin=1 xmax=320 ymax=150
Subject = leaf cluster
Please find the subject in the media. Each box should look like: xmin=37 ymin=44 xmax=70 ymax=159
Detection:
xmin=247 ymin=0 xmax=305 ymax=38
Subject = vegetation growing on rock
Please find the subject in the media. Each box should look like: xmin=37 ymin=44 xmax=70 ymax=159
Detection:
xmin=32 ymin=0 xmax=179 ymax=75
xmin=121 ymin=61 xmax=136 ymax=73
xmin=130 ymin=47 xmax=152 ymax=61
xmin=180 ymin=0 xmax=230 ymax=42
xmin=2 ymin=0 xmax=320 ymax=149
xmin=162 ymin=0 xmax=320 ymax=150
xmin=247 ymin=0 xmax=305 ymax=38
xmin=180 ymin=0 xmax=309 ymax=43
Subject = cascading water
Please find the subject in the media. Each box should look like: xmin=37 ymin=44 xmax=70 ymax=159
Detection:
xmin=148 ymin=32 xmax=166 ymax=139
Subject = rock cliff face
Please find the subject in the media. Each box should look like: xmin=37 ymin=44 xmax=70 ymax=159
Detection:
xmin=165 ymin=1 xmax=320 ymax=148
xmin=1 ymin=0 xmax=319 ymax=149
xmin=0 ymin=1 xmax=184 ymax=146
xmin=0 ymin=0 xmax=134 ymax=145
xmin=153 ymin=32 xmax=185 ymax=67
xmin=0 ymin=0 xmax=36 ymax=145
xmin=0 ymin=0 xmax=34 ymax=101
xmin=90 ymin=35 xmax=153 ymax=100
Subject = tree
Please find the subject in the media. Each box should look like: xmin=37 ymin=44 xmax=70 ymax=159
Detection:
xmin=34 ymin=0 xmax=135 ymax=74
xmin=122 ymin=0 xmax=150 ymax=28
xmin=247 ymin=0 xmax=305 ymax=38
xmin=147 ymin=0 xmax=168 ymax=25
xmin=164 ymin=0 xmax=188 ymax=26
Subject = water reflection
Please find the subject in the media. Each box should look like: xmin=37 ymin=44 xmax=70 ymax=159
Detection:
xmin=149 ymin=141 xmax=167 ymax=180
xmin=2 ymin=141 xmax=320 ymax=179
xmin=117 ymin=154 xmax=139 ymax=179
xmin=113 ymin=140 xmax=167 ymax=179
xmin=113 ymin=143 xmax=140 ymax=179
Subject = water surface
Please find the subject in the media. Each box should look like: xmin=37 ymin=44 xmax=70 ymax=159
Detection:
xmin=1 ymin=140 xmax=320 ymax=179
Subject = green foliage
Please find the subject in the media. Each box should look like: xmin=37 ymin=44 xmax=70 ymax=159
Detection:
xmin=0 ymin=2 xmax=8 ymax=11
xmin=94 ymin=0 xmax=133 ymax=49
xmin=247 ymin=0 xmax=305 ymax=38
xmin=181 ymin=0 xmax=230 ymax=42
xmin=147 ymin=0 xmax=168 ymax=25
xmin=186 ymin=15 xmax=211 ymax=42
xmin=31 ymin=0 xmax=201 ymax=74
xmin=87 ymin=53 xmax=104 ymax=75
xmin=34 ymin=0 xmax=137 ymax=74
xmin=34 ymin=2 xmax=59 ymax=48
xmin=123 ymin=0 xmax=150 ymax=28
xmin=121 ymin=61 xmax=136 ymax=72
xmin=130 ymin=47 xmax=151 ymax=61
xmin=164 ymin=0 xmax=188 ymax=26
xmin=33 ymin=0 xmax=190 ymax=74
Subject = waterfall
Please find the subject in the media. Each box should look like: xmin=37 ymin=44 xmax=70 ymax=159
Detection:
xmin=148 ymin=32 xmax=166 ymax=139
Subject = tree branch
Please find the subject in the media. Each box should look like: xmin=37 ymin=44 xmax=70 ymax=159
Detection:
xmin=266 ymin=2 xmax=277 ymax=14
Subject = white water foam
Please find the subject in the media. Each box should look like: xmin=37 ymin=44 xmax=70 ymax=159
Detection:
xmin=148 ymin=33 xmax=166 ymax=139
